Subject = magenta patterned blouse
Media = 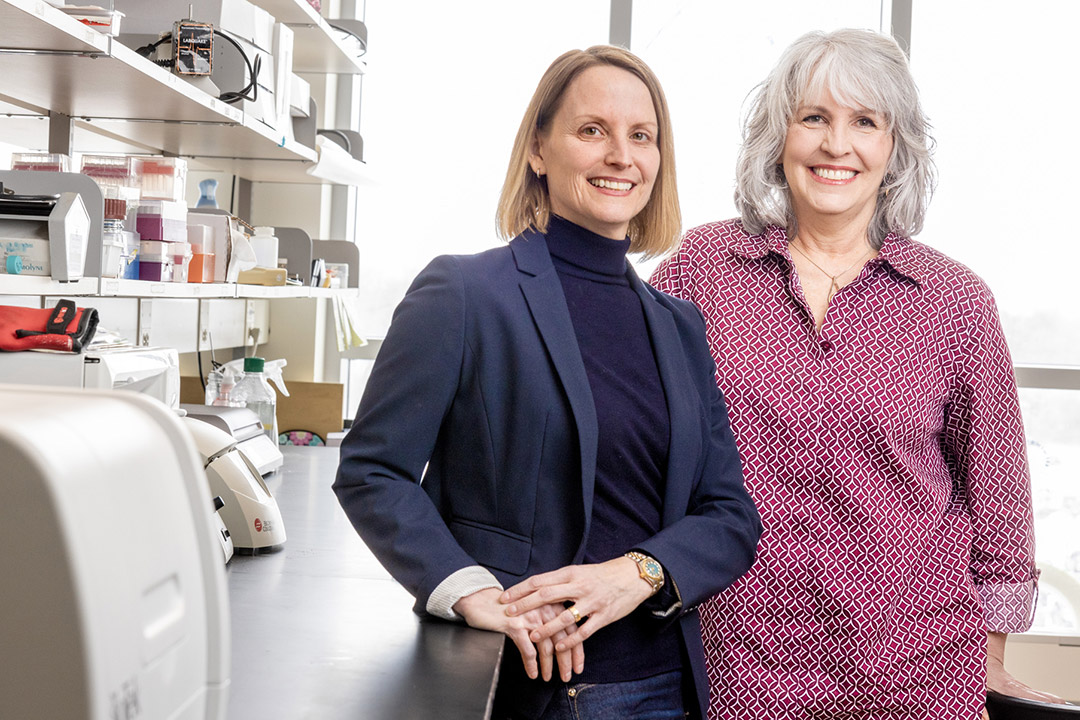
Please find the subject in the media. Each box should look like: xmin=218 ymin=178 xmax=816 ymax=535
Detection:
xmin=652 ymin=220 xmax=1038 ymax=719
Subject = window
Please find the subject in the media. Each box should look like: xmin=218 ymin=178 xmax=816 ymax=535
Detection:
xmin=630 ymin=0 xmax=883 ymax=232
xmin=909 ymin=0 xmax=1080 ymax=636
xmin=352 ymin=1 xmax=609 ymax=333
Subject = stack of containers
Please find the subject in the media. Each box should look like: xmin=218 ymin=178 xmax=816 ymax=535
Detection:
xmin=135 ymin=200 xmax=187 ymax=282
xmin=134 ymin=158 xmax=189 ymax=283
xmin=11 ymin=153 xmax=71 ymax=172
xmin=80 ymin=155 xmax=141 ymax=280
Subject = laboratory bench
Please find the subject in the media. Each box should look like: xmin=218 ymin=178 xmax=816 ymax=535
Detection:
xmin=226 ymin=446 xmax=504 ymax=720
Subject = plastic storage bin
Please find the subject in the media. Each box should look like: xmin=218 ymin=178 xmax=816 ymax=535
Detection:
xmin=250 ymin=226 xmax=279 ymax=268
xmin=135 ymin=200 xmax=188 ymax=243
xmin=139 ymin=258 xmax=172 ymax=282
xmin=186 ymin=224 xmax=215 ymax=283
xmin=138 ymin=157 xmax=187 ymax=202
xmin=11 ymin=153 xmax=71 ymax=172
xmin=80 ymin=155 xmax=141 ymax=221
xmin=170 ymin=242 xmax=193 ymax=283
xmin=188 ymin=252 xmax=216 ymax=283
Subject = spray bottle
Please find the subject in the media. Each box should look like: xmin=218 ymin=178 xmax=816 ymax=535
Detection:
xmin=215 ymin=357 xmax=290 ymax=441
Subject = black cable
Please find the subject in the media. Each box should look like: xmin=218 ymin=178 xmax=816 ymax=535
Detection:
xmin=212 ymin=29 xmax=259 ymax=104
xmin=134 ymin=36 xmax=170 ymax=58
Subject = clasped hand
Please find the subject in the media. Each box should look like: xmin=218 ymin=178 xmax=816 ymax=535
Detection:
xmin=454 ymin=557 xmax=653 ymax=683
xmin=453 ymin=587 xmax=584 ymax=682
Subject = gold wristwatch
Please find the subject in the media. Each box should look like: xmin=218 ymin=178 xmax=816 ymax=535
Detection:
xmin=625 ymin=551 xmax=665 ymax=594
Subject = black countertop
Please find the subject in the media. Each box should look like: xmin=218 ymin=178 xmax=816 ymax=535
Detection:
xmin=226 ymin=446 xmax=504 ymax=719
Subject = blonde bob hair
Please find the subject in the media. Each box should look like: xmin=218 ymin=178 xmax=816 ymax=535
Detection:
xmin=496 ymin=45 xmax=681 ymax=259
xmin=735 ymin=29 xmax=936 ymax=248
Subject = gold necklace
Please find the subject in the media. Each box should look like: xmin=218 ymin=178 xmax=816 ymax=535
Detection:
xmin=789 ymin=240 xmax=874 ymax=303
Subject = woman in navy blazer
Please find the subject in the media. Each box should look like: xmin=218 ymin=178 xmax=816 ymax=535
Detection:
xmin=334 ymin=46 xmax=761 ymax=720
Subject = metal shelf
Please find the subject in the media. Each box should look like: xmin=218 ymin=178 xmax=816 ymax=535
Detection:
xmin=246 ymin=0 xmax=320 ymax=25
xmin=0 ymin=275 xmax=98 ymax=296
xmin=0 ymin=0 xmax=368 ymax=185
xmin=97 ymin=279 xmax=237 ymax=299
xmin=290 ymin=22 xmax=365 ymax=74
xmin=245 ymin=0 xmax=365 ymax=74
xmin=0 ymin=276 xmax=361 ymax=300
xmin=235 ymin=284 xmax=310 ymax=298
xmin=0 ymin=0 xmax=109 ymax=54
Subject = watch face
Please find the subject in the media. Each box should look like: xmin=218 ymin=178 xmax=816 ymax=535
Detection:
xmin=643 ymin=559 xmax=663 ymax=579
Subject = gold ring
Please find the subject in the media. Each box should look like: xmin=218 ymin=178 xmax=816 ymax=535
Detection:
xmin=568 ymin=606 xmax=582 ymax=623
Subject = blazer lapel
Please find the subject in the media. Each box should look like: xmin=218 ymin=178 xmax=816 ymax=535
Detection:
xmin=512 ymin=234 xmax=599 ymax=553
xmin=629 ymin=272 xmax=702 ymax=527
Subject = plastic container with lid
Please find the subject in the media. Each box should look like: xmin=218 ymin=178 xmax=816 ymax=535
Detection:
xmin=11 ymin=153 xmax=71 ymax=172
xmin=135 ymin=200 xmax=188 ymax=243
xmin=138 ymin=240 xmax=172 ymax=282
xmin=231 ymin=357 xmax=278 ymax=442
xmin=80 ymin=155 xmax=141 ymax=220
xmin=138 ymin=157 xmax=187 ymax=202
xmin=81 ymin=154 xmax=138 ymax=187
xmin=170 ymin=242 xmax=193 ymax=283
xmin=100 ymin=219 xmax=125 ymax=278
xmin=250 ymin=226 xmax=279 ymax=269
xmin=187 ymin=224 xmax=215 ymax=283
xmin=101 ymin=226 xmax=142 ymax=279
xmin=139 ymin=260 xmax=172 ymax=283
xmin=188 ymin=253 xmax=215 ymax=283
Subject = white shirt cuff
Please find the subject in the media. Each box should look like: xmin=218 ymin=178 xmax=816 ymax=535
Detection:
xmin=426 ymin=566 xmax=504 ymax=621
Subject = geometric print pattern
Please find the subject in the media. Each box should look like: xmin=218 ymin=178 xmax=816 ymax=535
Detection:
xmin=651 ymin=220 xmax=1039 ymax=719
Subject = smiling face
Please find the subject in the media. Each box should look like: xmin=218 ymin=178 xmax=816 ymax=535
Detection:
xmin=529 ymin=65 xmax=660 ymax=240
xmin=781 ymin=90 xmax=894 ymax=231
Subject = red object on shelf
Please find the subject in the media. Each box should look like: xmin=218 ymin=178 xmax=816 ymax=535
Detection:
xmin=306 ymin=0 xmax=321 ymax=12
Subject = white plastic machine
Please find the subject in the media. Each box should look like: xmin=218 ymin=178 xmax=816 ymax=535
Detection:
xmin=0 ymin=384 xmax=229 ymax=719
xmin=180 ymin=403 xmax=283 ymax=475
xmin=181 ymin=414 xmax=287 ymax=554
xmin=0 ymin=185 xmax=90 ymax=280
xmin=0 ymin=345 xmax=180 ymax=408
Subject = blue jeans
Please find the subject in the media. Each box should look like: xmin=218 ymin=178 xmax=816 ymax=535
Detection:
xmin=537 ymin=669 xmax=686 ymax=720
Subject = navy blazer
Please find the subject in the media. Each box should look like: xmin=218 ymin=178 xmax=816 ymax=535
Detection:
xmin=334 ymin=230 xmax=761 ymax=719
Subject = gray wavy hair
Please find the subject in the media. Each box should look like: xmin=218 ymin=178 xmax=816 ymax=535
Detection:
xmin=735 ymin=29 xmax=936 ymax=247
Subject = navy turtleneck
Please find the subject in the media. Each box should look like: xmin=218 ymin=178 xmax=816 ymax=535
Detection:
xmin=543 ymin=215 xmax=681 ymax=683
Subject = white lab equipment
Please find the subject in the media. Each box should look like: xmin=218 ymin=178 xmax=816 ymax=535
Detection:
xmin=211 ymin=495 xmax=236 ymax=565
xmin=181 ymin=403 xmax=284 ymax=476
xmin=0 ymin=344 xmax=181 ymax=408
xmin=182 ymin=414 xmax=287 ymax=554
xmin=0 ymin=384 xmax=229 ymax=720
xmin=0 ymin=187 xmax=90 ymax=280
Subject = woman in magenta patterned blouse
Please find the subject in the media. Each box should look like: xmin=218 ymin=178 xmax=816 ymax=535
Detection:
xmin=652 ymin=29 xmax=1065 ymax=719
